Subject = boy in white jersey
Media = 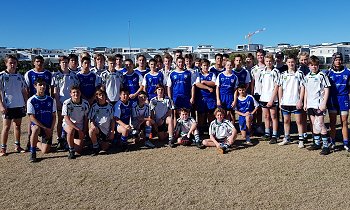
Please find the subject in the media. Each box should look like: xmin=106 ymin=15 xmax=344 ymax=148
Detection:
xmin=91 ymin=53 xmax=107 ymax=78
xmin=173 ymin=108 xmax=203 ymax=148
xmin=68 ymin=54 xmax=80 ymax=73
xmin=88 ymin=89 xmax=115 ymax=155
xmin=298 ymin=52 xmax=310 ymax=140
xmin=0 ymin=55 xmax=28 ymax=156
xmin=150 ymin=84 xmax=175 ymax=144
xmin=100 ymin=56 xmax=124 ymax=105
xmin=277 ymin=55 xmax=305 ymax=147
xmin=62 ymin=86 xmax=90 ymax=159
xmin=52 ymin=56 xmax=80 ymax=150
xmin=131 ymin=91 xmax=155 ymax=148
xmin=304 ymin=56 xmax=331 ymax=155
xmin=203 ymin=108 xmax=237 ymax=154
xmin=160 ymin=53 xmax=173 ymax=94
xmin=259 ymin=54 xmax=280 ymax=144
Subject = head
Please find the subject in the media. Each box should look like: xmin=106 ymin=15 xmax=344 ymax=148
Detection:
xmin=332 ymin=52 xmax=343 ymax=69
xmin=115 ymin=54 xmax=123 ymax=66
xmin=70 ymin=85 xmax=81 ymax=101
xmin=163 ymin=53 xmax=173 ymax=68
xmin=68 ymin=54 xmax=79 ymax=70
xmin=80 ymin=52 xmax=91 ymax=60
xmin=233 ymin=54 xmax=243 ymax=68
xmin=225 ymin=60 xmax=233 ymax=71
xmin=80 ymin=56 xmax=91 ymax=70
xmin=194 ymin=58 xmax=201 ymax=67
xmin=174 ymin=50 xmax=183 ymax=60
xmin=214 ymin=108 xmax=226 ymax=122
xmin=119 ymin=88 xmax=130 ymax=102
xmin=275 ymin=52 xmax=284 ymax=64
xmin=148 ymin=58 xmax=157 ymax=70
xmin=154 ymin=54 xmax=163 ymax=69
xmin=286 ymin=55 xmax=296 ymax=71
xmin=124 ymin=59 xmax=134 ymax=71
xmin=107 ymin=56 xmax=116 ymax=70
xmin=94 ymin=53 xmax=106 ymax=69
xmin=308 ymin=55 xmax=320 ymax=73
xmin=201 ymin=59 xmax=210 ymax=73
xmin=59 ymin=56 xmax=69 ymax=70
xmin=184 ymin=54 xmax=193 ymax=69
xmin=215 ymin=53 xmax=223 ymax=66
xmin=237 ymin=83 xmax=247 ymax=96
xmin=264 ymin=54 xmax=275 ymax=68
xmin=176 ymin=57 xmax=185 ymax=70
xmin=245 ymin=53 xmax=254 ymax=67
xmin=33 ymin=55 xmax=44 ymax=71
xmin=34 ymin=78 xmax=47 ymax=95
xmin=137 ymin=54 xmax=146 ymax=69
xmin=4 ymin=55 xmax=18 ymax=72
xmin=222 ymin=53 xmax=229 ymax=66
xmin=256 ymin=49 xmax=266 ymax=64
xmin=298 ymin=52 xmax=309 ymax=66
xmin=155 ymin=84 xmax=165 ymax=97
xmin=137 ymin=91 xmax=148 ymax=105
xmin=179 ymin=108 xmax=190 ymax=120
xmin=95 ymin=88 xmax=107 ymax=104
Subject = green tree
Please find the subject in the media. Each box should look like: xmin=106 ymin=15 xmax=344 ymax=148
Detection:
xmin=282 ymin=48 xmax=300 ymax=59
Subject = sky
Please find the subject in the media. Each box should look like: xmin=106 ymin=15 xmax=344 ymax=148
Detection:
xmin=1 ymin=0 xmax=349 ymax=50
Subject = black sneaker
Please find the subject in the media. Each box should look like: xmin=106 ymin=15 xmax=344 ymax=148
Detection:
xmin=29 ymin=153 xmax=37 ymax=163
xmin=196 ymin=141 xmax=206 ymax=149
xmin=121 ymin=144 xmax=129 ymax=152
xmin=91 ymin=147 xmax=99 ymax=156
xmin=307 ymin=143 xmax=322 ymax=151
xmin=56 ymin=138 xmax=66 ymax=151
xmin=320 ymin=147 xmax=331 ymax=155
xmin=269 ymin=137 xmax=277 ymax=144
xmin=168 ymin=140 xmax=176 ymax=148
xmin=68 ymin=151 xmax=76 ymax=159
xmin=262 ymin=135 xmax=270 ymax=141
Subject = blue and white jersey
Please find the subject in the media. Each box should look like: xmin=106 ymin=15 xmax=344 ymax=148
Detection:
xmin=100 ymin=70 xmax=124 ymax=102
xmin=0 ymin=71 xmax=27 ymax=108
xmin=326 ymin=67 xmax=350 ymax=96
xmin=160 ymin=68 xmax=173 ymax=86
xmin=209 ymin=66 xmax=225 ymax=77
xmin=114 ymin=100 xmax=131 ymax=125
xmin=215 ymin=72 xmax=239 ymax=95
xmin=62 ymin=98 xmax=90 ymax=130
xmin=258 ymin=68 xmax=280 ymax=103
xmin=27 ymin=95 xmax=57 ymax=128
xmin=90 ymin=67 xmax=106 ymax=77
xmin=76 ymin=71 xmax=99 ymax=99
xmin=142 ymin=71 xmax=164 ymax=100
xmin=305 ymin=71 xmax=331 ymax=109
xmin=24 ymin=69 xmax=52 ymax=96
xmin=123 ymin=71 xmax=143 ymax=95
xmin=166 ymin=70 xmax=195 ymax=108
xmin=117 ymin=67 xmax=127 ymax=74
xmin=134 ymin=68 xmax=150 ymax=78
xmin=279 ymin=70 xmax=305 ymax=106
xmin=51 ymin=70 xmax=80 ymax=104
xmin=196 ymin=72 xmax=216 ymax=100
xmin=235 ymin=94 xmax=259 ymax=113
xmin=88 ymin=102 xmax=114 ymax=135
xmin=233 ymin=68 xmax=251 ymax=85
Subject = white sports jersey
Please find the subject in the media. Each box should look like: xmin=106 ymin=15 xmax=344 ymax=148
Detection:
xmin=88 ymin=102 xmax=114 ymax=135
xmin=149 ymin=96 xmax=174 ymax=120
xmin=90 ymin=67 xmax=106 ymax=85
xmin=251 ymin=64 xmax=265 ymax=95
xmin=100 ymin=70 xmax=124 ymax=102
xmin=209 ymin=119 xmax=234 ymax=140
xmin=62 ymin=98 xmax=90 ymax=129
xmin=259 ymin=68 xmax=280 ymax=102
xmin=0 ymin=71 xmax=27 ymax=108
xmin=160 ymin=68 xmax=173 ymax=86
xmin=175 ymin=117 xmax=196 ymax=136
xmin=279 ymin=70 xmax=305 ymax=106
xmin=131 ymin=102 xmax=150 ymax=128
xmin=51 ymin=70 xmax=80 ymax=104
xmin=304 ymin=71 xmax=331 ymax=109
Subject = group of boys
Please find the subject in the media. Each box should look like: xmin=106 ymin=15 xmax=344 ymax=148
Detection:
xmin=0 ymin=48 xmax=349 ymax=162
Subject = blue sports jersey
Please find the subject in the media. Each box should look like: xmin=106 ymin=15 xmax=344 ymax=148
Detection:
xmin=233 ymin=68 xmax=251 ymax=85
xmin=76 ymin=71 xmax=98 ymax=99
xmin=167 ymin=70 xmax=193 ymax=108
xmin=196 ymin=72 xmax=216 ymax=100
xmin=114 ymin=100 xmax=131 ymax=125
xmin=210 ymin=66 xmax=225 ymax=77
xmin=24 ymin=69 xmax=52 ymax=96
xmin=118 ymin=68 xmax=127 ymax=74
xmin=143 ymin=72 xmax=164 ymax=100
xmin=235 ymin=95 xmax=258 ymax=113
xmin=27 ymin=95 xmax=56 ymax=128
xmin=135 ymin=68 xmax=150 ymax=77
xmin=216 ymin=72 xmax=238 ymax=95
xmin=298 ymin=65 xmax=310 ymax=76
xmin=123 ymin=71 xmax=142 ymax=95
xmin=327 ymin=67 xmax=350 ymax=96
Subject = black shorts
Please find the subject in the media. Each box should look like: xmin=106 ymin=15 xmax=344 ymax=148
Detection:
xmin=253 ymin=94 xmax=260 ymax=102
xmin=158 ymin=120 xmax=168 ymax=132
xmin=4 ymin=107 xmax=26 ymax=119
xmin=38 ymin=128 xmax=53 ymax=145
xmin=260 ymin=102 xmax=278 ymax=108
xmin=97 ymin=127 xmax=108 ymax=143
xmin=281 ymin=105 xmax=301 ymax=115
xmin=307 ymin=108 xmax=326 ymax=116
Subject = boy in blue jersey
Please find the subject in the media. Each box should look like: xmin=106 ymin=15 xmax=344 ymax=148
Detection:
xmin=115 ymin=54 xmax=127 ymax=74
xmin=194 ymin=59 xmax=216 ymax=133
xmin=233 ymin=54 xmax=251 ymax=89
xmin=76 ymin=56 xmax=100 ymax=105
xmin=123 ymin=59 xmax=144 ymax=103
xmin=216 ymin=60 xmax=238 ymax=122
xmin=27 ymin=78 xmax=56 ymax=162
xmin=91 ymin=53 xmax=107 ymax=78
xmin=114 ymin=88 xmax=132 ymax=152
xmin=142 ymin=59 xmax=164 ymax=100
xmin=210 ymin=53 xmax=225 ymax=76
xmin=327 ymin=53 xmax=350 ymax=151
xmin=0 ymin=55 xmax=28 ymax=156
xmin=235 ymin=84 xmax=259 ymax=145
xmin=68 ymin=54 xmax=80 ymax=73
xmin=135 ymin=54 xmax=150 ymax=77
xmin=193 ymin=58 xmax=201 ymax=71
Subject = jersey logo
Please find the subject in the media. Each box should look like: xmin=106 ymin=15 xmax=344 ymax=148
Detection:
xmin=344 ymin=75 xmax=348 ymax=80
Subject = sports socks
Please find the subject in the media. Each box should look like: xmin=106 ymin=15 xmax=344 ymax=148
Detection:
xmin=321 ymin=135 xmax=329 ymax=148
xmin=298 ymin=134 xmax=304 ymax=143
xmin=264 ymin=129 xmax=270 ymax=137
xmin=121 ymin=135 xmax=128 ymax=144
xmin=30 ymin=146 xmax=36 ymax=154
xmin=145 ymin=126 xmax=152 ymax=140
xmin=272 ymin=130 xmax=278 ymax=138
xmin=313 ymin=134 xmax=321 ymax=145
xmin=343 ymin=139 xmax=348 ymax=147
xmin=194 ymin=133 xmax=200 ymax=143
xmin=92 ymin=143 xmax=99 ymax=149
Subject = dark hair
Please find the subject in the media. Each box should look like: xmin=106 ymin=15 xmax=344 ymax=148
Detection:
xmin=154 ymin=84 xmax=165 ymax=93
xmin=68 ymin=54 xmax=78 ymax=62
xmin=124 ymin=59 xmax=133 ymax=64
xmin=256 ymin=49 xmax=266 ymax=56
xmin=176 ymin=56 xmax=185 ymax=62
xmin=59 ymin=56 xmax=69 ymax=63
xmin=180 ymin=108 xmax=190 ymax=113
xmin=115 ymin=54 xmax=123 ymax=59
xmin=137 ymin=54 xmax=146 ymax=60
xmin=174 ymin=50 xmax=183 ymax=55
xmin=163 ymin=53 xmax=173 ymax=61
xmin=120 ymin=88 xmax=130 ymax=94
xmin=70 ymin=85 xmax=80 ymax=92
xmin=138 ymin=90 xmax=148 ymax=98
xmin=81 ymin=56 xmax=91 ymax=63
xmin=237 ymin=83 xmax=246 ymax=89
xmin=309 ymin=55 xmax=320 ymax=65
xmin=33 ymin=55 xmax=44 ymax=62
xmin=234 ymin=54 xmax=243 ymax=59
xmin=201 ymin=59 xmax=210 ymax=65
xmin=95 ymin=88 xmax=107 ymax=97
xmin=94 ymin=53 xmax=106 ymax=61
xmin=246 ymin=53 xmax=254 ymax=59
xmin=223 ymin=53 xmax=229 ymax=59
xmin=107 ymin=55 xmax=116 ymax=62
xmin=215 ymin=53 xmax=223 ymax=59
xmin=184 ymin=54 xmax=193 ymax=60
xmin=286 ymin=55 xmax=296 ymax=61
xmin=149 ymin=58 xmax=156 ymax=64
xmin=4 ymin=54 xmax=18 ymax=63
xmin=34 ymin=77 xmax=46 ymax=85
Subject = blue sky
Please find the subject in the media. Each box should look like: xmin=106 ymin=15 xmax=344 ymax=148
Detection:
xmin=1 ymin=0 xmax=349 ymax=49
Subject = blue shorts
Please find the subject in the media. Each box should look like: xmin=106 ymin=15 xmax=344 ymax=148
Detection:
xmin=238 ymin=116 xmax=247 ymax=131
xmin=219 ymin=94 xmax=233 ymax=110
xmin=196 ymin=97 xmax=216 ymax=113
xmin=173 ymin=95 xmax=191 ymax=109
xmin=328 ymin=95 xmax=349 ymax=112
xmin=281 ymin=105 xmax=302 ymax=115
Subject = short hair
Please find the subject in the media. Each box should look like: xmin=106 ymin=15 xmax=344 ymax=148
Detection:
xmin=154 ymin=84 xmax=165 ymax=92
xmin=80 ymin=52 xmax=90 ymax=58
xmin=176 ymin=56 xmax=185 ymax=62
xmin=70 ymin=85 xmax=80 ymax=92
xmin=154 ymin=54 xmax=162 ymax=60
xmin=59 ymin=56 xmax=69 ymax=63
xmin=138 ymin=90 xmax=148 ymax=98
xmin=237 ymin=83 xmax=246 ymax=89
xmin=137 ymin=54 xmax=146 ymax=60
xmin=81 ymin=56 xmax=91 ymax=63
xmin=184 ymin=54 xmax=193 ymax=60
xmin=107 ymin=55 xmax=116 ymax=62
xmin=256 ymin=49 xmax=266 ymax=56
xmin=215 ymin=53 xmax=223 ymax=59
xmin=174 ymin=50 xmax=183 ymax=55
xmin=214 ymin=107 xmax=226 ymax=116
xmin=34 ymin=77 xmax=46 ymax=85
xmin=194 ymin=58 xmax=201 ymax=63
xmin=286 ymin=55 xmax=296 ymax=61
xmin=309 ymin=55 xmax=320 ymax=65
xmin=95 ymin=88 xmax=107 ymax=97
xmin=115 ymin=54 xmax=123 ymax=59
xmin=148 ymin=58 xmax=156 ymax=64
xmin=4 ymin=54 xmax=18 ymax=63
xmin=124 ymin=59 xmax=133 ymax=64
xmin=264 ymin=53 xmax=275 ymax=61
xmin=120 ymin=88 xmax=130 ymax=94
xmin=68 ymin=54 xmax=78 ymax=62
xmin=163 ymin=53 xmax=173 ymax=61
xmin=234 ymin=54 xmax=243 ymax=59
xmin=223 ymin=53 xmax=230 ymax=59
xmin=246 ymin=53 xmax=254 ymax=60
xmin=180 ymin=108 xmax=190 ymax=113
xmin=94 ymin=53 xmax=106 ymax=61
xmin=298 ymin=52 xmax=309 ymax=59
xmin=201 ymin=59 xmax=210 ymax=65
xmin=33 ymin=55 xmax=44 ymax=62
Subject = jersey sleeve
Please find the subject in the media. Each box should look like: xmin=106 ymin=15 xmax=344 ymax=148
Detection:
xmin=191 ymin=72 xmax=198 ymax=86
xmin=141 ymin=75 xmax=147 ymax=87
xmin=211 ymin=73 xmax=217 ymax=82
xmin=84 ymin=101 xmax=90 ymax=116
xmin=166 ymin=73 xmax=172 ymax=87
xmin=52 ymin=100 xmax=57 ymax=113
xmin=215 ymin=74 xmax=221 ymax=86
xmin=24 ymin=71 xmax=30 ymax=87
xmin=114 ymin=103 xmax=121 ymax=118
xmin=61 ymin=100 xmax=69 ymax=116
xmin=26 ymin=98 xmax=35 ymax=115
xmin=208 ymin=121 xmax=215 ymax=136
xmin=138 ymin=73 xmax=143 ymax=86
xmin=320 ymin=72 xmax=331 ymax=88
xmin=245 ymin=70 xmax=251 ymax=83
xmin=273 ymin=69 xmax=280 ymax=85
xmin=145 ymin=104 xmax=151 ymax=117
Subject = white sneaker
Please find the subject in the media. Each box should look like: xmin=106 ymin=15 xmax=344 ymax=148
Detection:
xmin=144 ymin=140 xmax=155 ymax=148
xmin=344 ymin=145 xmax=350 ymax=152
xmin=278 ymin=138 xmax=290 ymax=146
xmin=298 ymin=141 xmax=305 ymax=148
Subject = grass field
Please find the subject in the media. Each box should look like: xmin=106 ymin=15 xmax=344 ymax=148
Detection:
xmin=0 ymin=117 xmax=349 ymax=210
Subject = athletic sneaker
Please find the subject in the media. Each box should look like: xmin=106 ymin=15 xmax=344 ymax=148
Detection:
xmin=91 ymin=148 xmax=99 ymax=156
xmin=121 ymin=144 xmax=129 ymax=152
xmin=245 ymin=140 xmax=253 ymax=146
xmin=298 ymin=141 xmax=305 ymax=148
xmin=29 ymin=153 xmax=37 ymax=162
xmin=0 ymin=148 xmax=7 ymax=156
xmin=269 ymin=137 xmax=278 ymax=144
xmin=196 ymin=141 xmax=206 ymax=149
xmin=320 ymin=147 xmax=330 ymax=155
xmin=278 ymin=138 xmax=290 ymax=146
xmin=262 ymin=135 xmax=270 ymax=141
xmin=56 ymin=138 xmax=67 ymax=151
xmin=14 ymin=145 xmax=25 ymax=153
xmin=68 ymin=151 xmax=76 ymax=159
xmin=144 ymin=140 xmax=155 ymax=148
xmin=344 ymin=145 xmax=350 ymax=152
xmin=168 ymin=140 xmax=176 ymax=148
xmin=307 ymin=143 xmax=322 ymax=151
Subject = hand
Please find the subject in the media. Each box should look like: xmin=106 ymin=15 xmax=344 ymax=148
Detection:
xmin=108 ymin=131 xmax=114 ymax=140
xmin=0 ymin=106 xmax=7 ymax=114
xmin=129 ymin=94 xmax=136 ymax=99
xmin=319 ymin=103 xmax=327 ymax=112
xmin=303 ymin=105 xmax=307 ymax=111
xmin=208 ymin=87 xmax=213 ymax=93
xmin=190 ymin=97 xmax=194 ymax=104
xmin=125 ymin=125 xmax=132 ymax=130
xmin=296 ymin=100 xmax=303 ymax=110
xmin=187 ymin=133 xmax=191 ymax=139
xmin=231 ymin=101 xmax=236 ymax=108
xmin=217 ymin=100 xmax=221 ymax=107
xmin=267 ymin=101 xmax=273 ymax=107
